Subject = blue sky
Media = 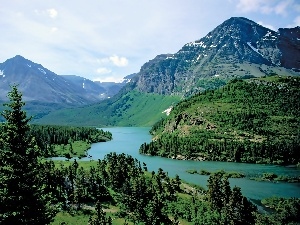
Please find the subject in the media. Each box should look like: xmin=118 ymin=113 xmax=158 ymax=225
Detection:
xmin=0 ymin=0 xmax=299 ymax=82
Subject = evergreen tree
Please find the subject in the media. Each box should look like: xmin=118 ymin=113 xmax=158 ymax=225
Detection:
xmin=89 ymin=201 xmax=111 ymax=225
xmin=0 ymin=86 xmax=56 ymax=224
xmin=207 ymin=172 xmax=224 ymax=211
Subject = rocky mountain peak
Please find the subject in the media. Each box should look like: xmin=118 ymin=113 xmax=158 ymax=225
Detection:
xmin=134 ymin=17 xmax=300 ymax=96
xmin=180 ymin=16 xmax=278 ymax=66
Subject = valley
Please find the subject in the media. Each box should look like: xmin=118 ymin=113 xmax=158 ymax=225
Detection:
xmin=0 ymin=16 xmax=299 ymax=224
xmin=30 ymin=17 xmax=300 ymax=127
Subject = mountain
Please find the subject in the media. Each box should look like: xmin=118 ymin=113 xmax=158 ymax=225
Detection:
xmin=140 ymin=76 xmax=300 ymax=164
xmin=60 ymin=75 xmax=109 ymax=99
xmin=0 ymin=55 xmax=135 ymax=121
xmin=34 ymin=17 xmax=300 ymax=126
xmin=134 ymin=17 xmax=300 ymax=96
xmin=0 ymin=55 xmax=105 ymax=104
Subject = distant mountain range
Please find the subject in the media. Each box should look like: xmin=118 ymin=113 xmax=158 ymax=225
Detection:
xmin=0 ymin=55 xmax=135 ymax=121
xmin=0 ymin=55 xmax=134 ymax=104
xmin=1 ymin=17 xmax=299 ymax=126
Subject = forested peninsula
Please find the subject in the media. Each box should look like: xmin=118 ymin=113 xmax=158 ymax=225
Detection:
xmin=29 ymin=124 xmax=112 ymax=158
xmin=0 ymin=123 xmax=112 ymax=159
xmin=140 ymin=76 xmax=300 ymax=165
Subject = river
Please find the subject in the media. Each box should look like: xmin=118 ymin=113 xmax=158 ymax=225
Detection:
xmin=85 ymin=127 xmax=300 ymax=202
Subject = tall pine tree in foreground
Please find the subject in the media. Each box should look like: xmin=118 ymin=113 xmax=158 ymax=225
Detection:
xmin=0 ymin=86 xmax=56 ymax=224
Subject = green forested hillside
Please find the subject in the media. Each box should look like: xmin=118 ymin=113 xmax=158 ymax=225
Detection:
xmin=34 ymin=90 xmax=180 ymax=127
xmin=140 ymin=76 xmax=300 ymax=164
xmin=1 ymin=84 xmax=299 ymax=225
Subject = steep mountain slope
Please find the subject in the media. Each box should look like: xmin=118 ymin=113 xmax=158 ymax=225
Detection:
xmin=140 ymin=76 xmax=300 ymax=164
xmin=134 ymin=17 xmax=300 ymax=96
xmin=34 ymin=17 xmax=300 ymax=126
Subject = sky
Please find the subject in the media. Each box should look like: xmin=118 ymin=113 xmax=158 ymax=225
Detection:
xmin=0 ymin=0 xmax=299 ymax=82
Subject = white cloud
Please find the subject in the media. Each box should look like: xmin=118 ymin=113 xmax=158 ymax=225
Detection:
xmin=47 ymin=8 xmax=58 ymax=18
xmin=109 ymin=55 xmax=128 ymax=67
xmin=295 ymin=4 xmax=300 ymax=12
xmin=96 ymin=67 xmax=111 ymax=74
xmin=97 ymin=58 xmax=110 ymax=64
xmin=287 ymin=16 xmax=300 ymax=27
xmin=236 ymin=0 xmax=268 ymax=13
xmin=51 ymin=27 xmax=58 ymax=33
xmin=293 ymin=16 xmax=300 ymax=26
xmin=294 ymin=16 xmax=300 ymax=26
xmin=257 ymin=21 xmax=275 ymax=30
xmin=93 ymin=76 xmax=123 ymax=83
xmin=0 ymin=0 xmax=298 ymax=82
xmin=274 ymin=0 xmax=293 ymax=16
xmin=34 ymin=8 xmax=58 ymax=18
xmin=236 ymin=0 xmax=294 ymax=15
xmin=96 ymin=55 xmax=129 ymax=67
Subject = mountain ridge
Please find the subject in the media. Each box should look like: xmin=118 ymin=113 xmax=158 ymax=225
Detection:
xmin=0 ymin=55 xmax=135 ymax=104
xmin=0 ymin=55 xmax=137 ymax=121
xmin=5 ymin=17 xmax=300 ymax=126
xmin=0 ymin=55 xmax=98 ymax=104
xmin=134 ymin=17 xmax=300 ymax=96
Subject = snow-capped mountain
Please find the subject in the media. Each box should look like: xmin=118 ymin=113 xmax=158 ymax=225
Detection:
xmin=134 ymin=17 xmax=300 ymax=96
xmin=26 ymin=17 xmax=300 ymax=126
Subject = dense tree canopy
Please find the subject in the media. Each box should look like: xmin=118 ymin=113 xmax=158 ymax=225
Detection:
xmin=140 ymin=76 xmax=300 ymax=165
xmin=0 ymin=85 xmax=299 ymax=225
xmin=0 ymin=85 xmax=56 ymax=224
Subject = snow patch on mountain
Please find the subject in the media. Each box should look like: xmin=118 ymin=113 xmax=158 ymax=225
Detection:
xmin=264 ymin=31 xmax=272 ymax=37
xmin=166 ymin=56 xmax=176 ymax=59
xmin=38 ymin=68 xmax=46 ymax=75
xmin=186 ymin=41 xmax=207 ymax=48
xmin=247 ymin=42 xmax=263 ymax=56
xmin=122 ymin=78 xmax=131 ymax=83
xmin=262 ymin=31 xmax=277 ymax=41
xmin=162 ymin=106 xmax=173 ymax=116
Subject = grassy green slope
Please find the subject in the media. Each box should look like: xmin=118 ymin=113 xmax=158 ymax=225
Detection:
xmin=141 ymin=75 xmax=300 ymax=164
xmin=34 ymin=90 xmax=181 ymax=127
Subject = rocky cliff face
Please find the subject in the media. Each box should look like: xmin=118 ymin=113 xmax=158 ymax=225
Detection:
xmin=278 ymin=27 xmax=300 ymax=69
xmin=134 ymin=17 xmax=300 ymax=96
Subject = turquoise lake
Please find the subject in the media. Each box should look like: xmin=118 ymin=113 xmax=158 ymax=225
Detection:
xmin=85 ymin=127 xmax=300 ymax=202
